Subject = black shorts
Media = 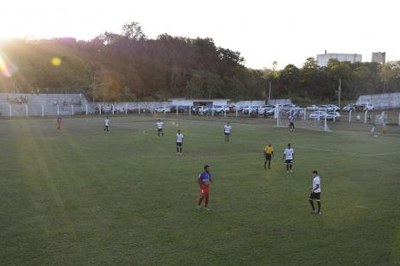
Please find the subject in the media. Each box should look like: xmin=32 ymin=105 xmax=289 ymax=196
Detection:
xmin=176 ymin=142 xmax=183 ymax=147
xmin=265 ymin=154 xmax=272 ymax=160
xmin=289 ymin=122 xmax=295 ymax=128
xmin=285 ymin=159 xmax=293 ymax=164
xmin=309 ymin=192 xmax=321 ymax=200
xmin=224 ymin=132 xmax=230 ymax=136
xmin=157 ymin=128 xmax=163 ymax=132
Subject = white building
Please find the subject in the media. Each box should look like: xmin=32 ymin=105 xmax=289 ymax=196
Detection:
xmin=316 ymin=51 xmax=362 ymax=67
xmin=371 ymin=52 xmax=386 ymax=64
xmin=169 ymin=98 xmax=230 ymax=108
xmin=357 ymin=93 xmax=400 ymax=109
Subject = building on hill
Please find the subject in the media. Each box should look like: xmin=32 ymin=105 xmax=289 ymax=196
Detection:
xmin=316 ymin=51 xmax=362 ymax=67
xmin=371 ymin=52 xmax=386 ymax=64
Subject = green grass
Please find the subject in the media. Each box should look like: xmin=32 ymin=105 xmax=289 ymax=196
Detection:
xmin=1 ymin=116 xmax=400 ymax=265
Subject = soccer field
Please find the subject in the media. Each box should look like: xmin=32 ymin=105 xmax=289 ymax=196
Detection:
xmin=1 ymin=116 xmax=399 ymax=265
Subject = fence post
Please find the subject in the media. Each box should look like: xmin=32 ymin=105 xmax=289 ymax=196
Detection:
xmin=398 ymin=112 xmax=400 ymax=126
xmin=85 ymin=104 xmax=88 ymax=115
xmin=42 ymin=104 xmax=45 ymax=117
xmin=71 ymin=105 xmax=74 ymax=116
xmin=349 ymin=110 xmax=352 ymax=123
xmin=25 ymin=104 xmax=28 ymax=117
xmin=364 ymin=110 xmax=368 ymax=123
xmin=9 ymin=104 xmax=12 ymax=117
xmin=57 ymin=104 xmax=60 ymax=116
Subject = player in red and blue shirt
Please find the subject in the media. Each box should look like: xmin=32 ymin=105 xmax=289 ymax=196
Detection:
xmin=197 ymin=165 xmax=213 ymax=210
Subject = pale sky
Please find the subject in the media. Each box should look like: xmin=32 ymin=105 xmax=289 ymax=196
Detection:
xmin=1 ymin=0 xmax=399 ymax=69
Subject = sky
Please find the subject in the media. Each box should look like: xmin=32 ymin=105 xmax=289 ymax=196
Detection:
xmin=1 ymin=0 xmax=399 ymax=69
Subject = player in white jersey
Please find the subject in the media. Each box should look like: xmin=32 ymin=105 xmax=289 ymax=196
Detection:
xmin=282 ymin=143 xmax=294 ymax=173
xmin=104 ymin=116 xmax=110 ymax=132
xmin=309 ymin=170 xmax=322 ymax=215
xmin=224 ymin=122 xmax=232 ymax=142
xmin=176 ymin=129 xmax=184 ymax=155
xmin=156 ymin=119 xmax=164 ymax=136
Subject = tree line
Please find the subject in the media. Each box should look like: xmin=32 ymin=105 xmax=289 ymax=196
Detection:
xmin=0 ymin=22 xmax=399 ymax=104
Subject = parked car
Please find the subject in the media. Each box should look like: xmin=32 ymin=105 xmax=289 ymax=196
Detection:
xmin=355 ymin=103 xmax=374 ymax=111
xmin=342 ymin=104 xmax=355 ymax=112
xmin=196 ymin=106 xmax=210 ymax=115
xmin=310 ymin=110 xmax=340 ymax=121
xmin=327 ymin=111 xmax=341 ymax=120
xmin=319 ymin=104 xmax=340 ymax=112
xmin=242 ymin=105 xmax=259 ymax=114
xmin=211 ymin=105 xmax=229 ymax=114
xmin=363 ymin=103 xmax=374 ymax=111
xmin=309 ymin=110 xmax=329 ymax=120
xmin=257 ymin=105 xmax=275 ymax=116
xmin=154 ymin=106 xmax=171 ymax=113
xmin=306 ymin=105 xmax=319 ymax=111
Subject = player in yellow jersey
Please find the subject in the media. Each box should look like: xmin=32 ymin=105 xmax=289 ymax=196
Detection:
xmin=263 ymin=143 xmax=274 ymax=169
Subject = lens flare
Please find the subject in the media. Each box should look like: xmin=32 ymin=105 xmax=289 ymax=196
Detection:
xmin=0 ymin=52 xmax=17 ymax=77
xmin=51 ymin=57 xmax=62 ymax=66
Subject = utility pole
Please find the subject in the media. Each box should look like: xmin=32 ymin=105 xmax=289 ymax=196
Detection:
xmin=268 ymin=80 xmax=272 ymax=103
xmin=338 ymin=78 xmax=342 ymax=108
xmin=92 ymin=72 xmax=96 ymax=104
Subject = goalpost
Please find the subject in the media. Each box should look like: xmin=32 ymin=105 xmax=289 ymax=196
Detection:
xmin=275 ymin=107 xmax=331 ymax=132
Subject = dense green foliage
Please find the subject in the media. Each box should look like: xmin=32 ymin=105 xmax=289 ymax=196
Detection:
xmin=1 ymin=116 xmax=399 ymax=265
xmin=0 ymin=22 xmax=399 ymax=103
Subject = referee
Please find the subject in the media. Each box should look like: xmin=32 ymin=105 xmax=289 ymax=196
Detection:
xmin=263 ymin=143 xmax=274 ymax=169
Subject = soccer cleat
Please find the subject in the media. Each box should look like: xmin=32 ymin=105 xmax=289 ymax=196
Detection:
xmin=317 ymin=211 xmax=321 ymax=215
xmin=196 ymin=205 xmax=201 ymax=210
xmin=205 ymin=207 xmax=210 ymax=211
xmin=290 ymin=170 xmax=293 ymax=173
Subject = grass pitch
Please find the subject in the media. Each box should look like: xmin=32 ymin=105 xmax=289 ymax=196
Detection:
xmin=1 ymin=116 xmax=399 ymax=265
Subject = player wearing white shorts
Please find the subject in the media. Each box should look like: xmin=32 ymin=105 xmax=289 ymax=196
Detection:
xmin=282 ymin=143 xmax=294 ymax=173
xmin=309 ymin=170 xmax=322 ymax=215
xmin=156 ymin=119 xmax=164 ymax=136
xmin=176 ymin=129 xmax=184 ymax=155
xmin=104 ymin=116 xmax=110 ymax=132
xmin=224 ymin=122 xmax=232 ymax=142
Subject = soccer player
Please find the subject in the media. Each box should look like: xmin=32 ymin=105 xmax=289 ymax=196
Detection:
xmin=104 ymin=116 xmax=110 ymax=131
xmin=197 ymin=165 xmax=213 ymax=211
xmin=282 ymin=143 xmax=294 ymax=173
xmin=263 ymin=143 xmax=274 ymax=169
xmin=56 ymin=116 xmax=62 ymax=130
xmin=156 ymin=119 xmax=164 ymax=136
xmin=224 ymin=122 xmax=232 ymax=142
xmin=309 ymin=170 xmax=322 ymax=215
xmin=176 ymin=129 xmax=184 ymax=155
xmin=289 ymin=114 xmax=295 ymax=132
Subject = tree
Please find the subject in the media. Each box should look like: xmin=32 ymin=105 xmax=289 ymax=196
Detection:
xmin=278 ymin=64 xmax=300 ymax=97
xmin=122 ymin=22 xmax=146 ymax=40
